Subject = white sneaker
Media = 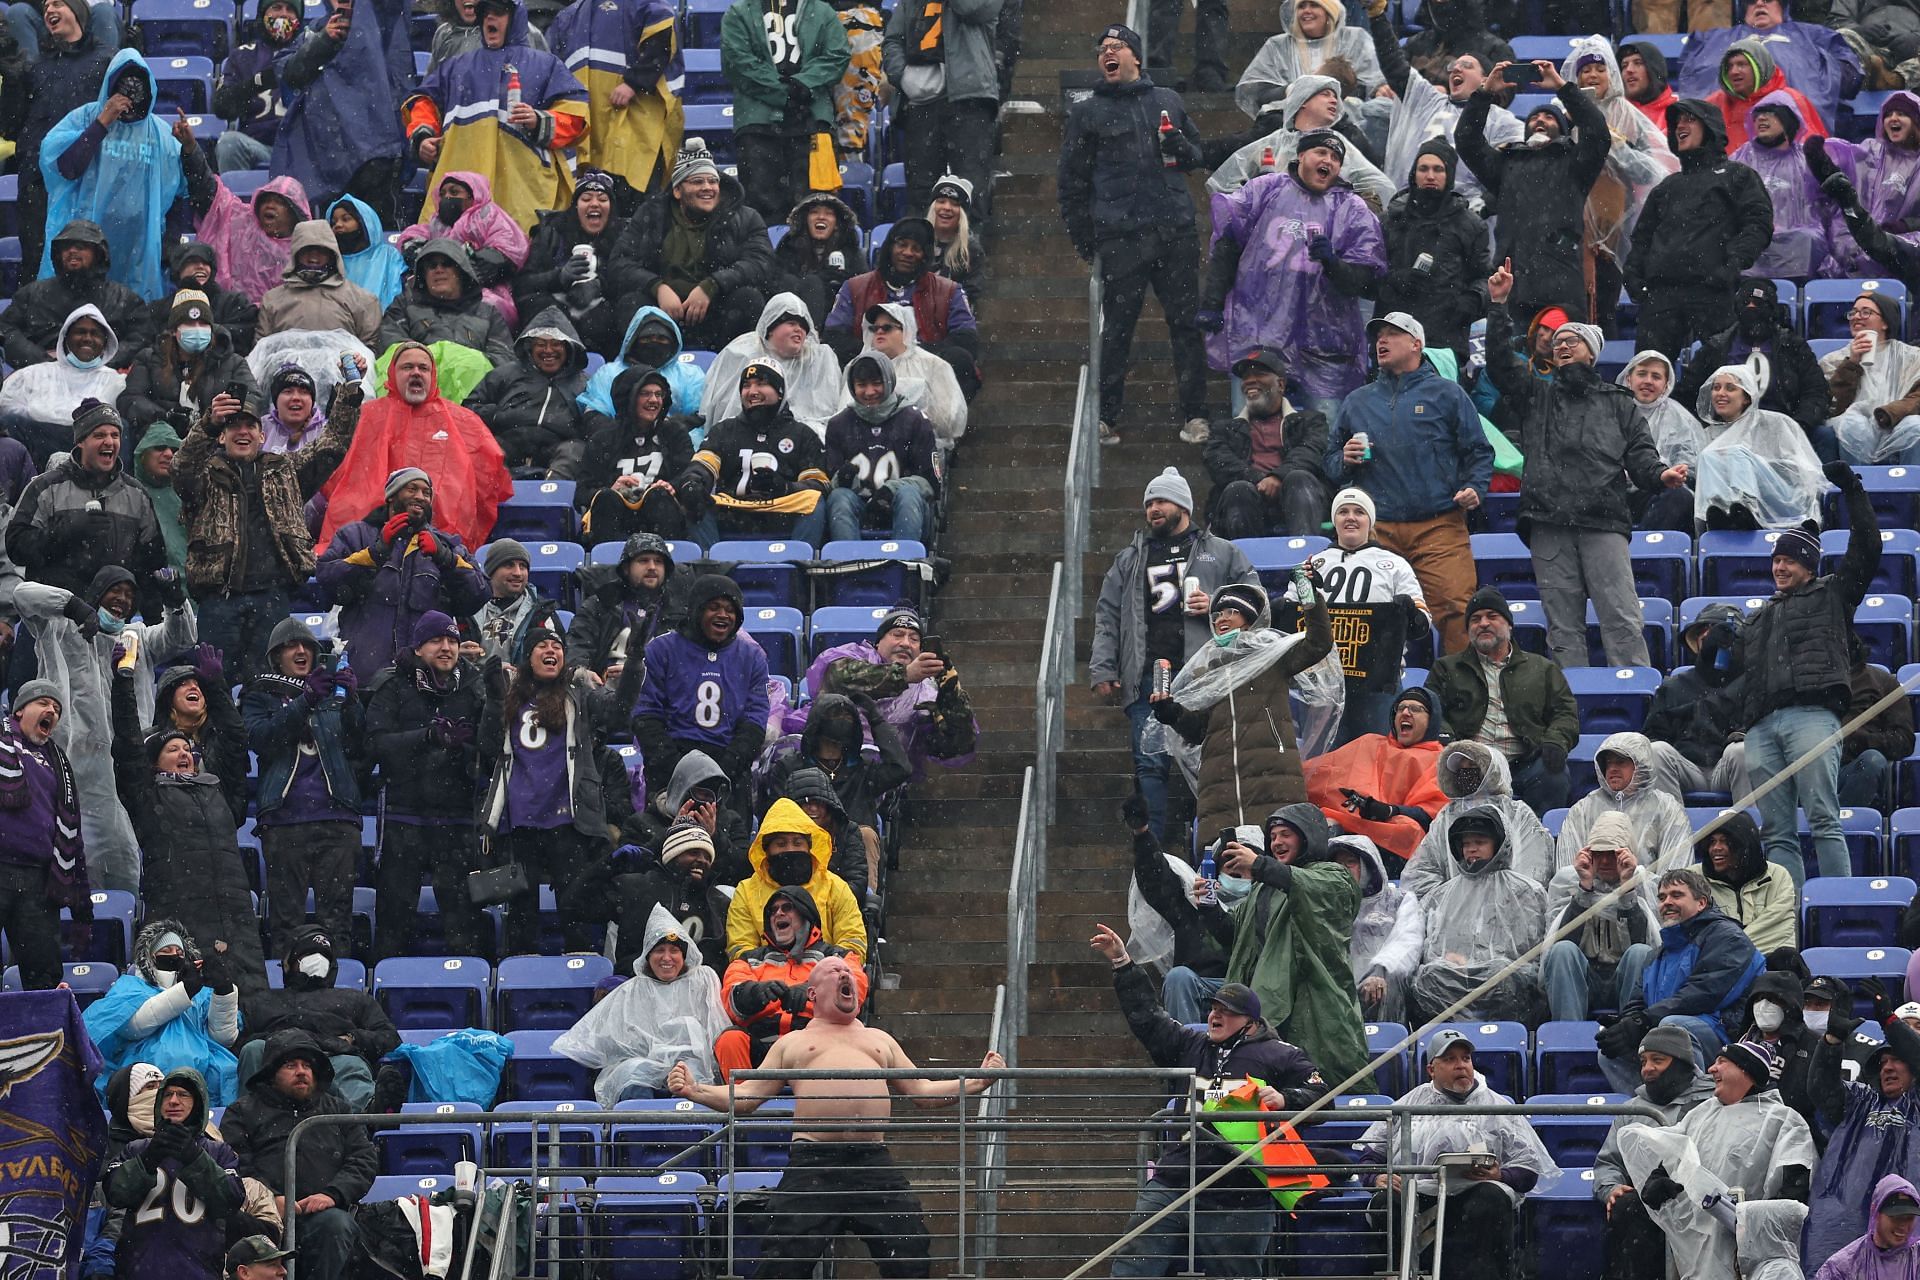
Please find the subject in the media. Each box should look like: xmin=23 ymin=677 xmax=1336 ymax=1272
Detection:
xmin=1098 ymin=419 xmax=1121 ymax=444
xmin=1180 ymin=418 xmax=1212 ymax=444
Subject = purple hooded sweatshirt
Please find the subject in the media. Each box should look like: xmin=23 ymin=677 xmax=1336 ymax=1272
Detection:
xmin=1731 ymin=89 xmax=1840 ymax=279
xmin=1813 ymin=1174 xmax=1920 ymax=1280
xmin=1828 ymin=91 xmax=1920 ymax=274
xmin=1205 ymin=171 xmax=1386 ymax=399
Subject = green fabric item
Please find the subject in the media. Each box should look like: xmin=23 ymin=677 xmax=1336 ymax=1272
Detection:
xmin=661 ymin=204 xmax=712 ymax=297
xmin=1224 ymin=803 xmax=1373 ymax=1090
xmin=719 ymin=0 xmax=850 ymax=131
xmin=372 ymin=342 xmax=493 ymax=406
xmin=134 ymin=420 xmax=187 ymax=571
xmin=1428 ymin=346 xmax=1524 ymax=477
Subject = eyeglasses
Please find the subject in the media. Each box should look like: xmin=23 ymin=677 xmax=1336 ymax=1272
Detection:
xmin=869 ymin=323 xmax=902 ymax=334
xmin=1095 ymin=40 xmax=1131 ymax=53
xmin=1549 ymin=334 xmax=1585 ymax=348
xmin=1848 ymin=307 xmax=1884 ymax=319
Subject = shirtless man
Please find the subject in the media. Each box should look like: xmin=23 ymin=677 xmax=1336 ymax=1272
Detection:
xmin=669 ymin=957 xmax=1004 ymax=1278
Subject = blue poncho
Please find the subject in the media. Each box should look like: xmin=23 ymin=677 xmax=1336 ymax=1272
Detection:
xmin=273 ymin=0 xmax=411 ymax=201
xmin=327 ymin=194 xmax=408 ymax=308
xmin=82 ymin=973 xmax=241 ymax=1107
xmin=577 ymin=303 xmax=706 ymax=419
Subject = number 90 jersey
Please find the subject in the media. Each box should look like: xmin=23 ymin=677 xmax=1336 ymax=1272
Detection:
xmin=1291 ymin=544 xmax=1427 ymax=612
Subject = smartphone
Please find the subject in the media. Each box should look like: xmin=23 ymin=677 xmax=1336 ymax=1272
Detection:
xmin=225 ymin=381 xmax=247 ymax=403
xmin=1217 ymin=827 xmax=1239 ymax=851
xmin=1506 ymin=62 xmax=1543 ymax=86
xmin=920 ymin=633 xmax=943 ymax=658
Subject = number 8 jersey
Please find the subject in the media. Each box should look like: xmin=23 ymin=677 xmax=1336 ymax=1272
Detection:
xmin=634 ymin=575 xmax=771 ymax=775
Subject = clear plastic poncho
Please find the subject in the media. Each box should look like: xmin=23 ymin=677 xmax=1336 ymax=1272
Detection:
xmin=1560 ymin=39 xmax=1679 ymax=263
xmin=1615 ymin=350 xmax=1706 ymax=468
xmin=1209 ymin=75 xmax=1397 ymax=207
xmin=550 ymin=904 xmax=728 ymax=1105
xmin=862 ymin=302 xmax=967 ymax=446
xmin=1402 ymin=742 xmax=1555 ymax=898
xmin=1821 ymin=336 xmax=1920 ymax=464
xmin=1126 ymin=835 xmax=1257 ymax=969
xmin=1338 ymin=833 xmax=1423 ymax=984
xmin=1410 ymin=804 xmax=1548 ymax=1023
xmin=1693 ymin=362 xmax=1828 ymax=529
xmin=1730 ymin=91 xmax=1841 ymax=280
xmin=701 ymin=291 xmax=849 ymax=439
xmin=1233 ymin=0 xmax=1386 ymax=117
xmin=1618 ymin=1098 xmax=1818 ymax=1280
xmin=1381 ymin=69 xmax=1523 ymax=209
xmin=1354 ymin=1072 xmax=1558 ymax=1197
xmin=1138 ymin=623 xmax=1347 ymax=793
xmin=247 ymin=329 xmax=376 ymax=411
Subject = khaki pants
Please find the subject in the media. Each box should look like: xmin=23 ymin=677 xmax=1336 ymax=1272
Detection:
xmin=1376 ymin=512 xmax=1476 ymax=656
xmin=1630 ymin=0 xmax=1729 ymax=32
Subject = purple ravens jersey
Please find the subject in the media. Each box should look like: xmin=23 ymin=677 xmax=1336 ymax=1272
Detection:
xmin=635 ymin=631 xmax=771 ymax=748
xmin=504 ymin=707 xmax=573 ymax=829
xmin=111 ymin=1140 xmax=241 ymax=1279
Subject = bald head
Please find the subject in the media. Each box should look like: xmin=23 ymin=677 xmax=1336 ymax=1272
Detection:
xmin=807 ymin=957 xmax=861 ymax=1025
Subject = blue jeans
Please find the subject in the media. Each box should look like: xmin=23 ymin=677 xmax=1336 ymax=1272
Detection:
xmin=1510 ymin=751 xmax=1571 ymax=817
xmin=823 ymin=477 xmax=931 ymax=542
xmin=1127 ymin=690 xmax=1175 ymax=841
xmin=1746 ymin=705 xmax=1845 ymax=886
xmin=1543 ymin=939 xmax=1653 ymax=1022
xmin=215 ymin=129 xmax=273 ymax=173
xmin=1599 ymin=1013 xmax=1719 ymax=1094
xmin=196 ymin=586 xmax=291 ymax=683
xmin=685 ymin=500 xmax=829 ymax=551
xmin=1839 ymin=747 xmax=1892 ymax=811
xmin=1112 ymin=1177 xmax=1273 ymax=1277
xmin=1162 ymin=966 xmax=1225 ymax=1025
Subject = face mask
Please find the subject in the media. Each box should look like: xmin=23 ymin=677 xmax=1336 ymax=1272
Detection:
xmin=153 ymin=967 xmax=179 ymax=987
xmin=296 ymin=265 xmax=331 ymax=285
xmin=1804 ymin=1009 xmax=1830 ymax=1035
xmin=265 ymin=13 xmax=298 ymax=38
xmin=768 ymin=852 xmax=812 ymax=886
xmin=1211 ymin=629 xmax=1241 ymax=648
xmin=1736 ymin=308 xmax=1773 ymax=339
xmin=66 ymin=350 xmax=104 ymax=371
xmin=630 ymin=340 xmax=675 ymax=366
xmin=97 ymin=608 xmax=126 ymax=635
xmin=1525 ymin=130 xmax=1554 ymax=148
xmin=1752 ymin=999 xmax=1785 ymax=1032
xmin=177 ymin=327 xmax=212 ymax=353
xmin=439 ymin=197 xmax=470 ymax=223
xmin=295 ymin=952 xmax=330 ymax=979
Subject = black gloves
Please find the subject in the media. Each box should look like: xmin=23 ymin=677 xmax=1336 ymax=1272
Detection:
xmin=155 ymin=566 xmax=188 ymax=608
xmin=143 ymin=1121 xmax=195 ymax=1168
xmin=1825 ymin=461 xmax=1864 ymax=492
xmin=177 ymin=957 xmax=205 ymax=999
xmin=781 ymin=983 xmax=811 ymax=1014
xmin=1537 ymin=741 xmax=1568 ymax=776
xmin=1150 ymin=698 xmax=1184 ymax=725
xmin=834 ymin=462 xmax=862 ymax=491
xmin=1824 ymin=171 xmax=1861 ymax=209
xmin=469 ymin=248 xmax=512 ymax=287
xmin=744 ymin=468 xmax=784 ymax=498
xmin=736 ymin=979 xmax=790 ymax=1013
xmin=675 ymin=468 xmax=710 ymax=501
xmin=1595 ymin=1010 xmax=1648 ymax=1059
xmin=558 ymin=253 xmax=593 ymax=285
xmin=62 ymin=594 xmax=100 ymax=640
xmin=783 ymin=79 xmax=812 ymax=113
xmin=430 ymin=716 xmax=475 ymax=748
xmin=1804 ymin=134 xmax=1838 ymax=183
xmin=1640 ymin=1164 xmax=1684 ymax=1211
xmin=1827 ymin=1008 xmax=1864 ymax=1042
xmin=1307 ymin=233 xmax=1336 ymax=264
xmin=1348 ymin=793 xmax=1394 ymax=823
xmin=1122 ymin=792 xmax=1151 ymax=835
xmin=199 ymin=946 xmax=234 ymax=997
xmin=1863 ymin=975 xmax=1893 ymax=1024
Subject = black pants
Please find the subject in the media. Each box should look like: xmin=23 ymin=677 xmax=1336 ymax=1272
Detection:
xmin=497 ymin=826 xmax=599 ymax=956
xmin=1210 ymin=473 xmax=1330 ymax=539
xmin=1147 ymin=0 xmax=1230 ymax=88
xmin=262 ymin=819 xmax=359 ymax=959
xmin=756 ymin=1143 xmax=932 ymax=1280
xmin=1637 ymin=286 xmax=1735 ymax=363
xmin=1098 ymin=227 xmax=1208 ymax=426
xmin=671 ymin=286 xmax=769 ymax=353
xmin=901 ymin=98 xmax=997 ymax=219
xmin=374 ymin=821 xmax=486 ymax=960
xmin=584 ymin=483 xmax=690 ymax=545
xmin=197 ymin=586 xmax=292 ymax=685
xmin=1603 ymin=1192 xmax=1667 ymax=1280
xmin=0 ymin=863 xmax=62 ymax=988
xmin=738 ymin=127 xmax=813 ymax=224
xmin=1369 ymin=1182 xmax=1516 ymax=1280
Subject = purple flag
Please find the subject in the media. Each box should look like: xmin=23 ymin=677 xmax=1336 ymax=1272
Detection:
xmin=0 ymin=990 xmax=108 ymax=1280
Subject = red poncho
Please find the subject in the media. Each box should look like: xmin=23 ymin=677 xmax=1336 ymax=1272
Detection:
xmin=1303 ymin=733 xmax=1447 ymax=860
xmin=314 ymin=346 xmax=512 ymax=552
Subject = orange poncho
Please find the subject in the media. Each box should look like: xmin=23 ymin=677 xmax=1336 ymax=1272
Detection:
xmin=1303 ymin=733 xmax=1447 ymax=860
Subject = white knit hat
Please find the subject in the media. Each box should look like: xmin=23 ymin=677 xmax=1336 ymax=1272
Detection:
xmin=1330 ymin=486 xmax=1376 ymax=525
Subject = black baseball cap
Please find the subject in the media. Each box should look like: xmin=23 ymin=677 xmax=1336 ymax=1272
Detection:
xmin=1210 ymin=983 xmax=1262 ymax=1020
xmin=1230 ymin=346 xmax=1287 ymax=379
xmin=228 ymin=1235 xmax=295 ymax=1271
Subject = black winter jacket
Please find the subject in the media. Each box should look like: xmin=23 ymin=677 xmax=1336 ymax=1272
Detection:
xmin=1485 ymin=304 xmax=1668 ymax=538
xmin=239 ymin=925 xmax=400 ymax=1065
xmin=7 ymin=453 xmax=167 ymax=598
xmin=377 ymin=237 xmax=514 ymax=365
xmin=361 ymin=653 xmax=487 ymax=820
xmin=513 ymin=207 xmax=624 ymax=356
xmin=565 ymin=565 xmax=686 ymax=675
xmin=760 ymin=693 xmax=911 ymax=828
xmin=0 ymin=261 xmax=152 ymax=370
xmin=1646 ymin=667 xmax=1748 ymax=769
xmin=1201 ymin=408 xmax=1329 ymax=520
xmin=1737 ymin=485 xmax=1882 ymax=726
xmin=1372 ymin=147 xmax=1490 ymax=352
xmin=143 ymin=274 xmax=259 ymax=359
xmin=117 ymin=329 xmax=259 ymax=433
xmin=1057 ymin=74 xmax=1202 ymax=253
xmin=1131 ymin=828 xmax=1228 ymax=979
xmin=563 ymin=844 xmax=731 ymax=974
xmin=1674 ymin=323 xmax=1831 ymax=431
xmin=576 ymin=366 xmax=699 ymax=497
xmin=1456 ymin=82 xmax=1609 ymax=314
xmin=1733 ymin=970 xmax=1823 ymax=1137
xmin=608 ymin=174 xmax=776 ymax=327
xmin=221 ymin=1030 xmax=380 ymax=1206
xmin=464 ymin=306 xmax=589 ymax=473
xmin=1626 ymin=99 xmax=1774 ymax=297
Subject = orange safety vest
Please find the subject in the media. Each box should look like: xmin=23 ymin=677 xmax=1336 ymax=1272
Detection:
xmin=1201 ymin=1078 xmax=1330 ymax=1211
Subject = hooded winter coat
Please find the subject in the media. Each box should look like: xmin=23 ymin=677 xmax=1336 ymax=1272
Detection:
xmin=1735 ymin=970 xmax=1823 ymax=1129
xmin=146 ymin=242 xmax=260 ymax=359
xmin=379 ymin=237 xmax=516 ymax=367
xmin=1153 ymin=588 xmax=1335 ymax=836
xmin=1591 ymin=1051 xmax=1718 ymax=1201
xmin=1555 ymin=731 xmax=1695 ymax=874
xmin=326 ymin=195 xmax=407 ymax=311
xmin=362 ymin=651 xmax=486 ymax=821
xmin=565 ymin=526 xmax=686 ymax=670
xmin=1200 ymin=801 xmax=1371 ymax=1088
xmin=618 ymin=747 xmax=752 ymax=883
xmin=316 ymin=506 xmax=489 ymax=680
xmin=514 ymin=200 xmax=625 ymax=356
xmin=1410 ymin=804 xmax=1548 ymax=1023
xmin=609 ymin=173 xmax=776 ymax=330
xmin=1732 ymin=90 xmax=1842 ymax=278
xmin=220 ymin=1029 xmax=380 ymax=1208
xmin=396 ymin=170 xmax=533 ymax=325
xmin=821 ymin=347 xmax=942 ymax=496
xmin=465 ymin=307 xmax=590 ymax=472
xmin=723 ymin=798 xmax=867 ymax=961
xmin=703 ymin=292 xmax=849 ymax=435
xmin=773 ymin=192 xmax=866 ymax=328
xmin=565 ymin=830 xmax=732 ymax=975
xmin=1622 ymin=900 xmax=1765 ymax=1045
xmin=1808 ymin=1071 xmax=1920 ymax=1274
xmin=110 ymin=668 xmax=268 ymax=995
xmin=804 ymin=634 xmax=980 ymax=776
xmin=195 ymin=174 xmax=311 ymax=307
xmin=238 ymin=925 xmax=399 ymax=1066
xmin=254 ymin=220 xmax=383 ymax=346
xmin=1375 ymin=141 xmax=1490 ymax=353
xmin=1403 ymin=741 xmax=1556 ymax=896
xmin=721 ymin=884 xmax=868 ymax=1044
xmin=634 ymin=574 xmax=772 ymax=789
xmin=763 ymin=694 xmax=911 ymax=827
xmin=1234 ymin=0 xmax=1386 ymax=116
xmin=103 ymin=1064 xmax=245 ymax=1278
xmin=1697 ymin=811 xmax=1799 ymax=953
xmin=1303 ymin=686 xmax=1448 ymax=863
xmin=1621 ymin=39 xmax=1678 ymax=134
xmin=1646 ymin=605 xmax=1749 ymax=768
xmin=84 ymin=920 xmax=243 ymax=1104
xmin=1677 ymin=12 xmax=1861 ymax=133
xmin=1391 ymin=0 xmax=1512 ymax=88
xmin=1627 ymin=98 xmax=1775 ymax=298
xmin=117 ymin=323 xmax=257 ymax=434
xmin=577 ymin=304 xmax=707 ymax=420
xmin=0 ymin=304 xmax=129 ymax=456
xmin=0 ymin=219 xmax=151 ymax=370
xmin=1457 ymin=81 xmax=1611 ymax=316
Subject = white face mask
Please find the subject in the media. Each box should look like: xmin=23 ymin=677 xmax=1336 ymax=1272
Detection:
xmin=153 ymin=967 xmax=178 ymax=988
xmin=296 ymin=953 xmax=330 ymax=979
xmin=1803 ymin=1009 xmax=1830 ymax=1035
xmin=1752 ymin=999 xmax=1785 ymax=1033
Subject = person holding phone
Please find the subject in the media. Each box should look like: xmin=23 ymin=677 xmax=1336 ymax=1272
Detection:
xmin=118 ymin=291 xmax=258 ymax=434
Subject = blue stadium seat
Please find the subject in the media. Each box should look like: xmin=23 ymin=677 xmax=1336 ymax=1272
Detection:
xmin=1481 ymin=489 xmax=1519 ymax=533
xmin=708 ymin=539 xmax=812 ymax=610
xmin=1418 ymin=1022 xmax=1527 ymax=1097
xmin=1829 ymin=465 xmax=1920 ymax=531
xmin=1595 ymin=339 xmax=1637 ymax=383
xmin=712 ymin=1171 xmax=783 ymax=1268
xmin=818 ymin=539 xmax=926 ymax=607
xmin=766 ymin=223 xmax=788 ymax=249
xmin=497 ymin=954 xmax=612 ymax=1031
xmin=1529 ymin=1168 xmax=1603 ymax=1280
xmin=1304 ymin=1094 xmax=1394 ymax=1148
xmin=1795 ymin=806 xmax=1888 ymax=879
xmin=810 ymin=605 xmax=890 ymax=657
xmin=1822 ymin=527 xmax=1920 ymax=597
xmin=292 ymin=611 xmax=340 ymax=646
xmin=878 ymin=162 xmax=908 ymax=222
xmin=1535 ymin=1022 xmax=1608 ymax=1095
xmin=1531 ymin=1112 xmax=1613 ymax=1167
xmin=506 ymin=1028 xmax=594 ymax=1101
xmin=1804 ymin=875 xmax=1915 ymax=945
xmin=1810 ymin=337 xmax=1850 ymax=361
xmin=0 ymin=173 xmax=17 ymax=238
xmin=1629 ymin=530 xmax=1692 ymax=603
xmin=377 ymin=1103 xmax=484 ymax=1174
xmin=1235 ymin=536 xmax=1330 ymax=594
xmin=1541 ymin=807 xmax=1568 ymax=839
xmin=372 ymin=956 xmax=490 ymax=1030
xmin=263 ymin=958 xmax=367 ymax=990
xmin=1678 ymin=596 xmax=1762 ymax=633
xmin=1893 ymin=809 xmax=1920 ymax=877
xmin=1469 ymin=533 xmax=1536 ymax=599
xmin=0 ymin=237 xmax=20 ymax=297
xmin=1807 ymin=278 xmax=1908 ymax=338
xmin=837 ymin=159 xmax=875 ymax=225
xmin=413 ymin=49 xmax=429 ymax=76
xmin=518 ymin=541 xmax=587 ymax=607
xmin=492 ymin=1100 xmax=600 ymax=1169
xmin=133 ymin=0 xmax=232 ymax=57
xmin=1699 ymin=530 xmax=1787 ymax=596
xmin=1569 ymin=734 xmax=1611 ymax=802
xmin=681 ymin=47 xmax=729 ymax=102
xmin=494 ymin=479 xmax=578 ymax=542
xmin=741 ymin=606 xmax=804 ymax=679
xmin=679 ymin=350 xmax=715 ymax=375
xmin=1802 ymin=946 xmax=1911 ymax=1011
xmin=365 ymin=1174 xmax=452 ymax=1201
xmin=1282 ymin=1187 xmax=1377 ymax=1276
xmin=151 ymin=55 xmax=214 ymax=113
xmin=67 ymin=890 xmax=135 ymax=966
xmin=735 ymin=1096 xmax=796 ymax=1169
xmin=597 ymin=1173 xmax=708 ymax=1278
xmin=682 ymin=104 xmax=737 ymax=164
xmin=1 ymin=961 xmax=116 ymax=1007
xmin=683 ymin=0 xmax=728 ymax=45
xmin=1565 ymin=666 xmax=1659 ymax=734
xmin=1363 ymin=1023 xmax=1410 ymax=1096
xmin=1509 ymin=34 xmax=1576 ymax=61
xmin=1856 ymin=594 xmax=1914 ymax=668
xmin=528 ymin=1175 xmax=591 ymax=1270
xmin=612 ymin=1097 xmax=723 ymax=1171
xmin=223 ymin=169 xmax=273 ymax=200
xmin=589 ymin=541 xmax=624 ymax=566
xmin=1584 ymin=599 xmax=1673 ymax=671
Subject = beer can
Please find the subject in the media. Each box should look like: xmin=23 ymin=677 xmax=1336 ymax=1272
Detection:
xmin=1153 ymin=659 xmax=1173 ymax=698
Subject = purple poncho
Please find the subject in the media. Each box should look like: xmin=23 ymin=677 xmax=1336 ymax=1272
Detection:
xmin=1731 ymin=90 xmax=1840 ymax=279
